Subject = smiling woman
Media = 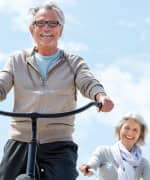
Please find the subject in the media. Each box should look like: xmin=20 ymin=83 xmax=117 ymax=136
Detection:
xmin=115 ymin=113 xmax=148 ymax=150
xmin=80 ymin=113 xmax=150 ymax=180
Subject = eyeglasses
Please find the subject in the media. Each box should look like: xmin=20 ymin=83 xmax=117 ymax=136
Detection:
xmin=33 ymin=20 xmax=61 ymax=28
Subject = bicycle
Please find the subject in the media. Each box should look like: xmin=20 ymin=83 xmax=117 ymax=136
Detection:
xmin=0 ymin=101 xmax=102 ymax=180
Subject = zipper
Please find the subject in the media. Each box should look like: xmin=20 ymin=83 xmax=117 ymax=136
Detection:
xmin=27 ymin=62 xmax=44 ymax=87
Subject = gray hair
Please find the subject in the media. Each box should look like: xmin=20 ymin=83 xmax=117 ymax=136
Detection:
xmin=28 ymin=1 xmax=65 ymax=26
xmin=115 ymin=113 xmax=148 ymax=145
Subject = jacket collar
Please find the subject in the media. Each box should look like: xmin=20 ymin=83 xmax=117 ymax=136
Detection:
xmin=26 ymin=47 xmax=39 ymax=71
xmin=26 ymin=47 xmax=66 ymax=71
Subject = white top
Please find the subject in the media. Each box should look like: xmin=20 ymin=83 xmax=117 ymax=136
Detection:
xmin=87 ymin=145 xmax=150 ymax=180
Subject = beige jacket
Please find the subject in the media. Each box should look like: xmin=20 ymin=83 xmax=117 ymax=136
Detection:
xmin=0 ymin=48 xmax=106 ymax=143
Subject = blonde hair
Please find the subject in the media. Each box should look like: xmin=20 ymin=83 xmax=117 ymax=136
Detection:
xmin=115 ymin=113 xmax=148 ymax=145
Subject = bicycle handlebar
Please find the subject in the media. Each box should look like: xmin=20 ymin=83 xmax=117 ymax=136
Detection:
xmin=0 ymin=101 xmax=102 ymax=119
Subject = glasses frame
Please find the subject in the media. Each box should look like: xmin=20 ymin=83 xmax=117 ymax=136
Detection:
xmin=33 ymin=20 xmax=61 ymax=28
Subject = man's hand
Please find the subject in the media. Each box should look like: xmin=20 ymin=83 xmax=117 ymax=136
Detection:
xmin=95 ymin=93 xmax=114 ymax=112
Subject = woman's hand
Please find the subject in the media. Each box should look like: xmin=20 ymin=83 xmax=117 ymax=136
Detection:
xmin=79 ymin=164 xmax=93 ymax=176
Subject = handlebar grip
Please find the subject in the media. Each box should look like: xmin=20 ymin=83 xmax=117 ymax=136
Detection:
xmin=96 ymin=102 xmax=103 ymax=109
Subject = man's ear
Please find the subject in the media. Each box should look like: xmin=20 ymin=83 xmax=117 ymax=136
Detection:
xmin=29 ymin=25 xmax=34 ymax=35
xmin=59 ymin=26 xmax=64 ymax=37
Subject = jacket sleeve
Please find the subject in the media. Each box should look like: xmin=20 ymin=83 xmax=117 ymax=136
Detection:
xmin=142 ymin=158 xmax=150 ymax=180
xmin=69 ymin=55 xmax=107 ymax=100
xmin=87 ymin=146 xmax=109 ymax=170
xmin=0 ymin=56 xmax=14 ymax=100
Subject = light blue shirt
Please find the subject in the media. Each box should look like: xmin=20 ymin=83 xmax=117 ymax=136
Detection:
xmin=35 ymin=49 xmax=61 ymax=80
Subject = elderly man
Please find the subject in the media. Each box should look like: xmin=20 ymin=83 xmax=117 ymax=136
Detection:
xmin=0 ymin=2 xmax=114 ymax=180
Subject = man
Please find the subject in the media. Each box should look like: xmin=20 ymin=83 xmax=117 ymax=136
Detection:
xmin=0 ymin=2 xmax=114 ymax=180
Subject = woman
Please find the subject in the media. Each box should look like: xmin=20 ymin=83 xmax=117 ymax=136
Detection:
xmin=80 ymin=113 xmax=150 ymax=180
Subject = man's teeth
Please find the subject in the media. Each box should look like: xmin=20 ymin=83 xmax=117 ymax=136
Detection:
xmin=41 ymin=33 xmax=53 ymax=37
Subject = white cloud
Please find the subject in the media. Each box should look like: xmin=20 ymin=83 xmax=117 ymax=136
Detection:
xmin=118 ymin=20 xmax=136 ymax=28
xmin=0 ymin=1 xmax=40 ymax=32
xmin=141 ymin=30 xmax=150 ymax=41
xmin=0 ymin=0 xmax=33 ymax=14
xmin=93 ymin=55 xmax=150 ymax=128
xmin=144 ymin=17 xmax=150 ymax=24
xmin=116 ymin=54 xmax=150 ymax=80
xmin=59 ymin=41 xmax=89 ymax=53
xmin=0 ymin=0 xmax=78 ymax=32
xmin=74 ymin=58 xmax=150 ymax=169
xmin=53 ymin=0 xmax=78 ymax=6
xmin=0 ymin=52 xmax=7 ymax=64
xmin=0 ymin=0 xmax=78 ymax=14
xmin=75 ymin=61 xmax=150 ymax=127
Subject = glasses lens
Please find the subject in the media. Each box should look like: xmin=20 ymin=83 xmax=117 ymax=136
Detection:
xmin=35 ymin=21 xmax=45 ymax=27
xmin=34 ymin=21 xmax=60 ymax=28
xmin=47 ymin=21 xmax=60 ymax=27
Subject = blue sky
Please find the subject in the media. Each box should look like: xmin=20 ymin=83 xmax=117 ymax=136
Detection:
xmin=0 ymin=0 xmax=150 ymax=179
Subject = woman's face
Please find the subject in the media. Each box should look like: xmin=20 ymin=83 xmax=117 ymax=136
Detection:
xmin=119 ymin=119 xmax=141 ymax=151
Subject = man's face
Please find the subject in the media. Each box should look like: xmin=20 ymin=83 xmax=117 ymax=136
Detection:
xmin=30 ymin=8 xmax=63 ymax=50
